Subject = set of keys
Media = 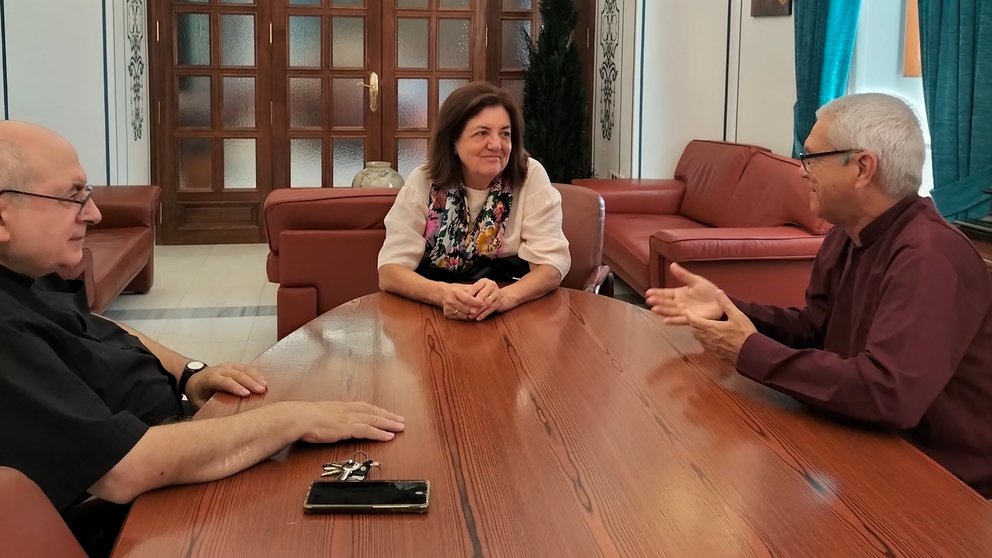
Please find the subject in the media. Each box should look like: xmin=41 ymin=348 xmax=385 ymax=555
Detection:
xmin=321 ymin=451 xmax=380 ymax=481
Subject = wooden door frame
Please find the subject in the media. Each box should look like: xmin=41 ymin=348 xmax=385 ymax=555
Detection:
xmin=147 ymin=0 xmax=597 ymax=244
xmin=149 ymin=0 xmax=274 ymax=244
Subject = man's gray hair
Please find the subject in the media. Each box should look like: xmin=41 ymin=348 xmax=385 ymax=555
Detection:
xmin=816 ymin=93 xmax=926 ymax=197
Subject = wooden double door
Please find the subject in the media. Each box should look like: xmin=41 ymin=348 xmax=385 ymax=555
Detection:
xmin=151 ymin=0 xmax=538 ymax=244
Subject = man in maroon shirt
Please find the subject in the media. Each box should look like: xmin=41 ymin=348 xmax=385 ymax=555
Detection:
xmin=647 ymin=93 xmax=992 ymax=498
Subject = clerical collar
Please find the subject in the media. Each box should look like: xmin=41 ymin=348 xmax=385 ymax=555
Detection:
xmin=857 ymin=195 xmax=920 ymax=248
xmin=0 ymin=264 xmax=36 ymax=289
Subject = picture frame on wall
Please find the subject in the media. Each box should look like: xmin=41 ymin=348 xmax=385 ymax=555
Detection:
xmin=904 ymin=0 xmax=922 ymax=77
xmin=751 ymin=0 xmax=793 ymax=17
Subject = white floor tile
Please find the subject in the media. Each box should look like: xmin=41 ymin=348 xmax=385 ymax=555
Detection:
xmin=259 ymin=282 xmax=278 ymax=306
xmin=111 ymin=244 xmax=276 ymax=359
xmin=156 ymin=244 xmax=215 ymax=259
xmin=178 ymin=282 xmax=266 ymax=308
xmin=158 ymin=316 xmax=256 ymax=344
xmin=167 ymin=340 xmax=249 ymax=365
xmin=108 ymin=288 xmax=187 ymax=310
xmin=119 ymin=319 xmax=168 ymax=340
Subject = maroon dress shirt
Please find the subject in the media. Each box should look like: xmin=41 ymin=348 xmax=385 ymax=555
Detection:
xmin=736 ymin=195 xmax=992 ymax=498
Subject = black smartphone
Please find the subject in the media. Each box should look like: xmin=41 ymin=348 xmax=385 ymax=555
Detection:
xmin=303 ymin=480 xmax=430 ymax=514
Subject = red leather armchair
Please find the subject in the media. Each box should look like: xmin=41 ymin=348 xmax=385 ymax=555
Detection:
xmin=58 ymin=185 xmax=160 ymax=312
xmin=0 ymin=467 xmax=86 ymax=558
xmin=264 ymin=184 xmax=609 ymax=339
xmin=574 ymin=140 xmax=829 ymax=307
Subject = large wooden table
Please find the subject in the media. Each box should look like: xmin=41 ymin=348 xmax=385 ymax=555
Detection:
xmin=113 ymin=290 xmax=992 ymax=557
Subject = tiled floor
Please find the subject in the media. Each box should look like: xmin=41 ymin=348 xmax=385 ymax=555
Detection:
xmin=105 ymin=244 xmax=647 ymax=365
xmin=104 ymin=244 xmax=277 ymax=365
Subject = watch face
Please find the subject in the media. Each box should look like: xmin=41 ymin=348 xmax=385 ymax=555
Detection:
xmin=187 ymin=361 xmax=207 ymax=372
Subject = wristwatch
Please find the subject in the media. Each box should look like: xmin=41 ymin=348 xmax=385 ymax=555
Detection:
xmin=178 ymin=360 xmax=207 ymax=396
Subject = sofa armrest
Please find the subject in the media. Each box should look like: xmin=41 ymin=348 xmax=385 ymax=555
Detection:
xmin=572 ymin=178 xmax=686 ymax=215
xmin=89 ymin=186 xmax=161 ymax=230
xmin=650 ymin=226 xmax=825 ymax=262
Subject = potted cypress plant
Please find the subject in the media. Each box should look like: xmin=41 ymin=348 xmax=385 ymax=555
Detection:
xmin=522 ymin=0 xmax=592 ymax=183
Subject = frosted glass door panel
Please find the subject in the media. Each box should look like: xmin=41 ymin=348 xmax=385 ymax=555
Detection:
xmin=397 ymin=19 xmax=429 ymax=69
xmin=439 ymin=78 xmax=468 ymax=108
xmin=332 ymin=78 xmax=364 ymax=128
xmin=290 ymin=78 xmax=322 ymax=127
xmin=397 ymin=79 xmax=428 ymax=129
xmin=178 ymin=76 xmax=212 ymax=127
xmin=501 ymin=20 xmax=531 ymax=70
xmin=333 ymin=139 xmax=365 ymax=186
xmin=397 ymin=138 xmax=428 ymax=180
xmin=223 ymin=139 xmax=257 ymax=189
xmin=331 ymin=17 xmax=364 ymax=68
xmin=177 ymin=14 xmax=210 ymax=65
xmin=289 ymin=16 xmax=321 ymax=67
xmin=179 ymin=138 xmax=212 ymax=190
xmin=221 ymin=14 xmax=255 ymax=66
xmin=291 ymin=139 xmax=323 ymax=188
xmin=223 ymin=77 xmax=256 ymax=128
xmin=438 ymin=19 xmax=470 ymax=69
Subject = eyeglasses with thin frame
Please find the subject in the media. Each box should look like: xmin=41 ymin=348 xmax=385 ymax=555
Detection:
xmin=797 ymin=149 xmax=860 ymax=173
xmin=0 ymin=184 xmax=95 ymax=214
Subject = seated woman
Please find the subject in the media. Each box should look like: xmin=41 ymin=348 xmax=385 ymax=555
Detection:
xmin=378 ymin=81 xmax=570 ymax=321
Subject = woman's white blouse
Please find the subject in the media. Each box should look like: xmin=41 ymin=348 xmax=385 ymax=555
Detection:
xmin=377 ymin=158 xmax=571 ymax=280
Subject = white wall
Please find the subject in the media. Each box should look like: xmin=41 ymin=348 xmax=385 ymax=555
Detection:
xmin=726 ymin=0 xmax=795 ymax=156
xmin=635 ymin=1 xmax=729 ymax=178
xmin=592 ymin=1 xmax=798 ymax=180
xmin=2 ymin=0 xmax=149 ymax=185
xmin=849 ymin=0 xmax=933 ymax=195
xmin=5 ymin=1 xmax=109 ymax=184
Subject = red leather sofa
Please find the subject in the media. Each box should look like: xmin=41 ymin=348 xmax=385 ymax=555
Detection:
xmin=574 ymin=140 xmax=830 ymax=307
xmin=58 ymin=185 xmax=160 ymax=312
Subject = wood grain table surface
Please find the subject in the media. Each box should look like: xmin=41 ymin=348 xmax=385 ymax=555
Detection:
xmin=112 ymin=290 xmax=992 ymax=557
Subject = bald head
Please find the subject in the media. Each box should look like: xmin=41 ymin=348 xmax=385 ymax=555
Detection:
xmin=0 ymin=121 xmax=77 ymax=192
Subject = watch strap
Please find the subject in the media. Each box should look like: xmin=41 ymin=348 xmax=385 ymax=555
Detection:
xmin=178 ymin=362 xmax=206 ymax=396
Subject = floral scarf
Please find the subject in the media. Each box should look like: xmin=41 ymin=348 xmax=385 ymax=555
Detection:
xmin=422 ymin=176 xmax=514 ymax=272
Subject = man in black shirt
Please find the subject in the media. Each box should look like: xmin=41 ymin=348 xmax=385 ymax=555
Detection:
xmin=0 ymin=122 xmax=405 ymax=516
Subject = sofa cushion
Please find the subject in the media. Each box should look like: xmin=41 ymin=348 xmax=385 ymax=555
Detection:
xmin=83 ymin=227 xmax=154 ymax=312
xmin=676 ymin=140 xmax=763 ymax=227
xmin=604 ymin=213 xmax=706 ymax=293
xmin=650 ymin=226 xmax=826 ymax=262
xmin=722 ymin=151 xmax=831 ymax=234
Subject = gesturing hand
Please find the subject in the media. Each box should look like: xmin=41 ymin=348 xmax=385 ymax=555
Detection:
xmin=684 ymin=290 xmax=756 ymax=365
xmin=185 ymin=362 xmax=268 ymax=408
xmin=645 ymin=263 xmax=724 ymax=325
xmin=300 ymin=401 xmax=406 ymax=443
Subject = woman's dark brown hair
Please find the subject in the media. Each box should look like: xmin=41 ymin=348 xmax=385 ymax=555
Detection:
xmin=427 ymin=81 xmax=528 ymax=188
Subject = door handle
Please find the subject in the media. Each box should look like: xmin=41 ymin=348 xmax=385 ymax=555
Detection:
xmin=357 ymin=71 xmax=379 ymax=113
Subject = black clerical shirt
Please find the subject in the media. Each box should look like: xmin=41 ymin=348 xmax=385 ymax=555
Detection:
xmin=0 ymin=265 xmax=183 ymax=511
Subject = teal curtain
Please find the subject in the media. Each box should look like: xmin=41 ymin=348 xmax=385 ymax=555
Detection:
xmin=793 ymin=0 xmax=863 ymax=157
xmin=919 ymin=0 xmax=992 ymax=219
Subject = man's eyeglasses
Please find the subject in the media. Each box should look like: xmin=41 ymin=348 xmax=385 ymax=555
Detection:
xmin=0 ymin=185 xmax=95 ymax=214
xmin=797 ymin=149 xmax=860 ymax=173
